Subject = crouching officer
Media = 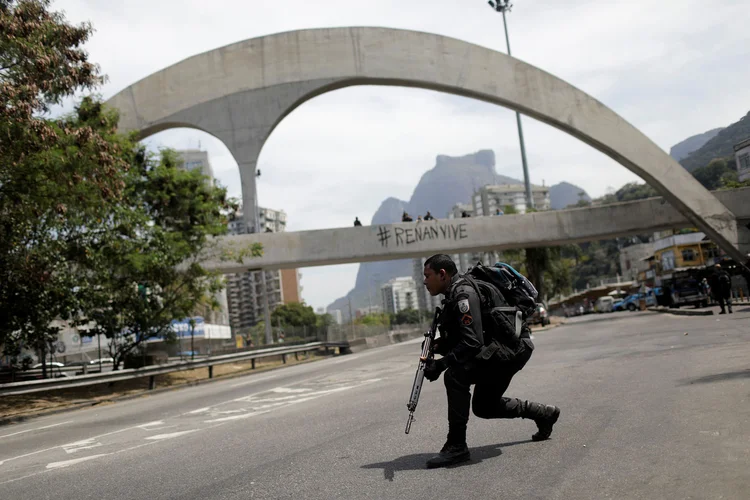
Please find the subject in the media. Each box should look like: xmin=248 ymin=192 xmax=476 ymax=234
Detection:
xmin=421 ymin=254 xmax=561 ymax=469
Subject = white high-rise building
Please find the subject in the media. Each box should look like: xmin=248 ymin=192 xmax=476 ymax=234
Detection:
xmin=175 ymin=149 xmax=215 ymax=182
xmin=444 ymin=204 xmax=493 ymax=273
xmin=381 ymin=277 xmax=418 ymax=314
xmin=328 ymin=309 xmax=343 ymax=325
xmin=472 ymin=184 xmax=550 ymax=216
xmin=225 ymin=205 xmax=298 ymax=332
xmin=734 ymin=137 xmax=750 ymax=182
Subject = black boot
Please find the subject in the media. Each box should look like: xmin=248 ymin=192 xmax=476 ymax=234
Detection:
xmin=426 ymin=441 xmax=470 ymax=469
xmin=521 ymin=401 xmax=561 ymax=441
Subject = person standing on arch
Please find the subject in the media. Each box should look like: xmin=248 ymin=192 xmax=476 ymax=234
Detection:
xmin=420 ymin=254 xmax=561 ymax=468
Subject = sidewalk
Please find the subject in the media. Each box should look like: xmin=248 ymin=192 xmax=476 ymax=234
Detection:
xmin=649 ymin=302 xmax=750 ymax=316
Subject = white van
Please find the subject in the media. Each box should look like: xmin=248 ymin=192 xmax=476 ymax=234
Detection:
xmin=594 ymin=296 xmax=614 ymax=313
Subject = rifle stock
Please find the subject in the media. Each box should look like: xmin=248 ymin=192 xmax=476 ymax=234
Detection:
xmin=405 ymin=307 xmax=441 ymax=434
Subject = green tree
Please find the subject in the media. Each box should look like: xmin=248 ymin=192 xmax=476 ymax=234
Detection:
xmin=721 ymin=178 xmax=750 ymax=189
xmin=271 ymin=302 xmax=317 ymax=328
xmin=76 ymin=148 xmax=234 ymax=369
xmin=692 ymin=158 xmax=737 ymax=190
xmin=393 ymin=308 xmax=422 ymax=325
xmin=316 ymin=313 xmax=335 ymax=329
xmin=0 ymin=2 xmax=129 ymax=376
xmin=575 ymin=191 xmax=592 ymax=207
xmin=355 ymin=313 xmax=391 ymax=326
xmin=544 ymin=255 xmax=572 ymax=300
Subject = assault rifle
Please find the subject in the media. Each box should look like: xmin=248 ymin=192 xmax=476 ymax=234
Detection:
xmin=405 ymin=306 xmax=441 ymax=434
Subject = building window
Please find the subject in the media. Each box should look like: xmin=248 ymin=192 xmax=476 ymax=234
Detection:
xmin=661 ymin=250 xmax=675 ymax=271
xmin=681 ymin=249 xmax=696 ymax=262
xmin=739 ymin=153 xmax=750 ymax=169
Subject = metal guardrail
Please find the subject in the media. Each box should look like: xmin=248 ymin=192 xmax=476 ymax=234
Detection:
xmin=0 ymin=341 xmax=350 ymax=397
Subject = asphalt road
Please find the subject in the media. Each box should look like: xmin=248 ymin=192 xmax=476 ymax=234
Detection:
xmin=1 ymin=308 xmax=749 ymax=500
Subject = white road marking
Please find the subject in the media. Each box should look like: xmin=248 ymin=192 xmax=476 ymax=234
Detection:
xmin=205 ymin=382 xmax=380 ymax=423
xmin=145 ymin=430 xmax=198 ymax=441
xmin=0 ymin=424 xmax=148 ymax=467
xmin=0 ymin=445 xmax=61 ymax=467
xmin=46 ymin=454 xmax=110 ymax=469
xmin=0 ymin=421 xmax=73 ymax=440
xmin=269 ymin=387 xmax=312 ymax=394
xmin=202 ymin=410 xmax=273 ymax=423
xmin=185 ymin=407 xmax=210 ymax=414
xmin=137 ymin=421 xmax=165 ymax=429
xmin=63 ymin=439 xmax=103 ymax=454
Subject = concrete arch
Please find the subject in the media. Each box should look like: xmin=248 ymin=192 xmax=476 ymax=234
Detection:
xmin=106 ymin=27 xmax=742 ymax=260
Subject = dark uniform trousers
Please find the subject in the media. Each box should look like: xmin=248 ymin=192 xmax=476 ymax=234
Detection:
xmin=443 ymin=342 xmax=539 ymax=444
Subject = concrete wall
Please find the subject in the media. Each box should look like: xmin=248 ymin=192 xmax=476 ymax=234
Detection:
xmin=106 ymin=27 xmax=743 ymax=261
xmin=199 ymin=188 xmax=750 ymax=273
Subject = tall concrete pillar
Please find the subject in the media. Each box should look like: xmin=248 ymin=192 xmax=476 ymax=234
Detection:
xmin=738 ymin=219 xmax=750 ymax=257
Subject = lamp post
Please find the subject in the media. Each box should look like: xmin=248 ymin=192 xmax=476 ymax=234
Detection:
xmin=487 ymin=0 xmax=535 ymax=210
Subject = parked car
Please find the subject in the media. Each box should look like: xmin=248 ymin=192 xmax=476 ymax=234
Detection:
xmin=32 ymin=362 xmax=64 ymax=369
xmin=670 ymin=279 xmax=708 ymax=308
xmin=89 ymin=357 xmax=114 ymax=365
xmin=614 ymin=291 xmax=657 ymax=311
xmin=594 ymin=296 xmax=615 ymax=313
xmin=529 ymin=304 xmax=550 ymax=326
xmin=564 ymin=304 xmax=585 ymax=317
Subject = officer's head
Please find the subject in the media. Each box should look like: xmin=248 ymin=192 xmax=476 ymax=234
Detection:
xmin=423 ymin=254 xmax=457 ymax=296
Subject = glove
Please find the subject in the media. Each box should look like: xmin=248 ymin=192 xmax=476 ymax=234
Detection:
xmin=423 ymin=358 xmax=447 ymax=382
xmin=433 ymin=337 xmax=449 ymax=356
xmin=421 ymin=337 xmax=444 ymax=353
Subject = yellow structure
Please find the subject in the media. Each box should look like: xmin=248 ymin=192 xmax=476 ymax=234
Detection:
xmin=642 ymin=231 xmax=721 ymax=282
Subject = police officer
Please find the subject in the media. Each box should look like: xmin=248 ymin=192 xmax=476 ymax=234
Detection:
xmin=421 ymin=254 xmax=560 ymax=468
xmin=709 ymin=264 xmax=733 ymax=314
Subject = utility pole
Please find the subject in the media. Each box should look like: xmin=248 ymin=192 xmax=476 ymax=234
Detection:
xmin=348 ymin=297 xmax=355 ymax=340
xmin=487 ymin=1 xmax=535 ymax=210
xmin=189 ymin=318 xmax=195 ymax=361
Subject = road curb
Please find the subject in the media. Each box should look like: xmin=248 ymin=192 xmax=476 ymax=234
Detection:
xmin=648 ymin=307 xmax=714 ymax=316
xmin=0 ymin=354 xmax=332 ymax=427
xmin=0 ymin=329 xmax=430 ymax=427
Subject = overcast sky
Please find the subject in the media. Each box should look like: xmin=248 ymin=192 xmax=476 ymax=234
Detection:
xmin=51 ymin=0 xmax=750 ymax=311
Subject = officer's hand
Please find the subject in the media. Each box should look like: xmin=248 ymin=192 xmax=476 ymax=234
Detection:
xmin=422 ymin=358 xmax=447 ymax=382
xmin=433 ymin=337 xmax=448 ymax=355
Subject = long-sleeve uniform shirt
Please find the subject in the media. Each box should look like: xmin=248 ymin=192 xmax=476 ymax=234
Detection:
xmin=438 ymin=274 xmax=486 ymax=368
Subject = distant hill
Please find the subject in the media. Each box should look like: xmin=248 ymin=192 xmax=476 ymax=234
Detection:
xmin=679 ymin=112 xmax=750 ymax=171
xmin=669 ymin=128 xmax=723 ymax=161
xmin=326 ymin=150 xmax=592 ymax=318
xmin=549 ymin=182 xmax=591 ymax=209
xmin=326 ymin=150 xmax=509 ymax=318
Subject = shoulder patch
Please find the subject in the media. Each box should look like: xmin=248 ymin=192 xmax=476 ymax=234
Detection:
xmin=458 ymin=299 xmax=470 ymax=313
xmin=461 ymin=314 xmax=473 ymax=326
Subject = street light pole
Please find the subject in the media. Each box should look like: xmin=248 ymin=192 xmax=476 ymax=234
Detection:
xmin=487 ymin=1 xmax=535 ymax=210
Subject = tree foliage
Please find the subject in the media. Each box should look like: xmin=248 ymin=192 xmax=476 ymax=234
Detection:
xmin=355 ymin=313 xmax=391 ymax=326
xmin=691 ymin=158 xmax=738 ymax=190
xmin=271 ymin=302 xmax=317 ymax=328
xmin=0 ymin=2 xmax=128 ymax=375
xmin=0 ymin=1 xmax=240 ymax=373
xmin=76 ymin=148 xmax=234 ymax=369
xmin=679 ymin=111 xmax=750 ymax=172
xmin=391 ymin=308 xmax=422 ymax=325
